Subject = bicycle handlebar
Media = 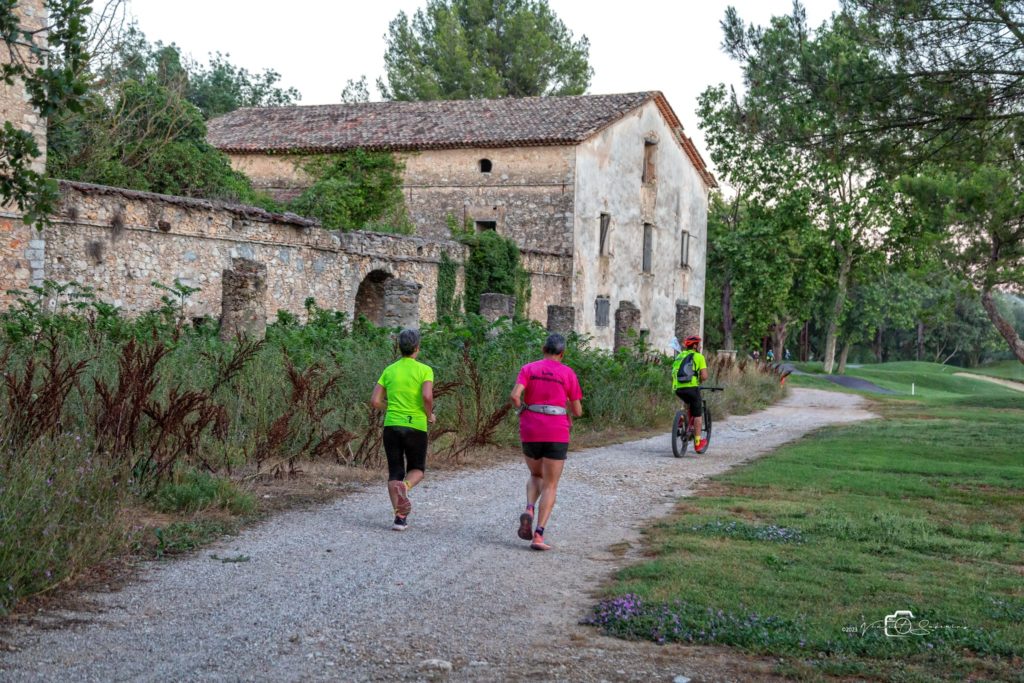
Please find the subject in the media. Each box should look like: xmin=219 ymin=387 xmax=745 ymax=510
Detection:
xmin=698 ymin=386 xmax=725 ymax=392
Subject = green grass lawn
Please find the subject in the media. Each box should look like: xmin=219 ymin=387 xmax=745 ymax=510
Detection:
xmin=586 ymin=364 xmax=1024 ymax=682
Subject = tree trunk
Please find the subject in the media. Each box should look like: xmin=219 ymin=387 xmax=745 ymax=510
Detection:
xmin=981 ymin=289 xmax=1024 ymax=364
xmin=822 ymin=253 xmax=853 ymax=374
xmin=873 ymin=326 xmax=883 ymax=364
xmin=770 ymin=319 xmax=788 ymax=362
xmin=722 ymin=278 xmax=734 ymax=351
xmin=837 ymin=340 xmax=852 ymax=374
xmin=916 ymin=320 xmax=925 ymax=362
xmin=800 ymin=320 xmax=810 ymax=362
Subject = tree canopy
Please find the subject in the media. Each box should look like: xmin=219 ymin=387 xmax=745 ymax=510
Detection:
xmin=379 ymin=0 xmax=591 ymax=101
xmin=47 ymin=19 xmax=298 ymax=203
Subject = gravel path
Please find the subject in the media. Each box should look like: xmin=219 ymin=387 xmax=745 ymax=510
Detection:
xmin=1 ymin=388 xmax=873 ymax=682
xmin=954 ymin=372 xmax=1024 ymax=393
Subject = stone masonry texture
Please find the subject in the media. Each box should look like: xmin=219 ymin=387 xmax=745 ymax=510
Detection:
xmin=614 ymin=300 xmax=642 ymax=352
xmin=675 ymin=302 xmax=702 ymax=342
xmin=220 ymin=258 xmax=268 ymax=341
xmin=546 ymin=305 xmax=575 ymax=334
xmin=0 ymin=0 xmax=48 ymax=174
xmin=0 ymin=182 xmax=467 ymax=325
xmin=479 ymin=293 xmax=516 ymax=322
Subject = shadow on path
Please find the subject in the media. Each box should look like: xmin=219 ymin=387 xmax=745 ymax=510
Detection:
xmin=781 ymin=364 xmax=896 ymax=394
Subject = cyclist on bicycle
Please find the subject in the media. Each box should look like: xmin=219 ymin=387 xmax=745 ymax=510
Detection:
xmin=673 ymin=335 xmax=709 ymax=451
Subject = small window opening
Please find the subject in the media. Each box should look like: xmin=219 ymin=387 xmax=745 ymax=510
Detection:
xmin=479 ymin=158 xmax=492 ymax=173
xmin=599 ymin=213 xmax=611 ymax=255
xmin=680 ymin=230 xmax=691 ymax=267
xmin=475 ymin=220 xmax=497 ymax=231
xmin=642 ymin=223 xmax=653 ymax=273
xmin=642 ymin=141 xmax=657 ymax=183
xmin=595 ymin=296 xmax=610 ymax=327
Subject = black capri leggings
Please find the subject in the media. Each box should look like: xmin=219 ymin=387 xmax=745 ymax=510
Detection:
xmin=383 ymin=426 xmax=428 ymax=481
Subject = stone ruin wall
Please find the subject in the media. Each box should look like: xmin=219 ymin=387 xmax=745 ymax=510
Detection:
xmin=0 ymin=182 xmax=467 ymax=325
xmin=0 ymin=0 xmax=47 ymax=174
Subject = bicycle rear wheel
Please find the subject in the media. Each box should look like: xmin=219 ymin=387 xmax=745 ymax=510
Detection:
xmin=695 ymin=402 xmax=712 ymax=454
xmin=671 ymin=409 xmax=689 ymax=458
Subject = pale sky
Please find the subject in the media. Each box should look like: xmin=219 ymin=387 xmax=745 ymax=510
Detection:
xmin=127 ymin=0 xmax=840 ymax=175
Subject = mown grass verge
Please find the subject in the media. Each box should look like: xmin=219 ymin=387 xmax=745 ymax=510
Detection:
xmin=585 ymin=363 xmax=1024 ymax=682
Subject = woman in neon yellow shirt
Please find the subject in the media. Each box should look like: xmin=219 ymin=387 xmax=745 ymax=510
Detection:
xmin=370 ymin=329 xmax=435 ymax=531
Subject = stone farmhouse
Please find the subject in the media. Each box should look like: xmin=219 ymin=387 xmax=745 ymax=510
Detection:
xmin=208 ymin=92 xmax=716 ymax=350
xmin=1 ymin=0 xmax=714 ymax=349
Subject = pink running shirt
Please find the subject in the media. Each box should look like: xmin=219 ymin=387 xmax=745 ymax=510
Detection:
xmin=516 ymin=358 xmax=583 ymax=443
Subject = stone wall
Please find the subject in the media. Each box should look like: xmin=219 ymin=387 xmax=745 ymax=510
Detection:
xmin=0 ymin=0 xmax=47 ymax=174
xmin=0 ymin=181 xmax=467 ymax=325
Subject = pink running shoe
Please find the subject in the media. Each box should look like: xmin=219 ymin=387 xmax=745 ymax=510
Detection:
xmin=389 ymin=480 xmax=412 ymax=516
xmin=518 ymin=511 xmax=534 ymax=541
xmin=530 ymin=532 xmax=552 ymax=551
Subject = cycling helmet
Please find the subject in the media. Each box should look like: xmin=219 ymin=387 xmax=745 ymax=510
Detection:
xmin=683 ymin=335 xmax=702 ymax=348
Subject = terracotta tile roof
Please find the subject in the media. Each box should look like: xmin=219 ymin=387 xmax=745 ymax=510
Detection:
xmin=207 ymin=91 xmax=716 ymax=188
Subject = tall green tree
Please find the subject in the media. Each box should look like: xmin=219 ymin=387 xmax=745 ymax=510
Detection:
xmin=707 ymin=10 xmax=898 ymax=372
xmin=186 ymin=52 xmax=299 ymax=119
xmin=1 ymin=0 xmax=89 ymax=226
xmin=47 ymin=21 xmax=296 ymax=202
xmin=379 ymin=0 xmax=591 ymax=101
xmin=822 ymin=1 xmax=1024 ymax=364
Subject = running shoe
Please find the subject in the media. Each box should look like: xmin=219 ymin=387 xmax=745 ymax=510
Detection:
xmin=695 ymin=438 xmax=709 ymax=453
xmin=530 ymin=532 xmax=552 ymax=551
xmin=392 ymin=515 xmax=408 ymax=531
xmin=389 ymin=480 xmax=412 ymax=516
xmin=518 ymin=511 xmax=534 ymax=541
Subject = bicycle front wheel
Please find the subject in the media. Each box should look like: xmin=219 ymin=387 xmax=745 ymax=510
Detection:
xmin=671 ymin=409 xmax=688 ymax=458
xmin=695 ymin=402 xmax=712 ymax=454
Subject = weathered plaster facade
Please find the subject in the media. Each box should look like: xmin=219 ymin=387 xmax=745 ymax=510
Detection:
xmin=573 ymin=100 xmax=708 ymax=351
xmin=0 ymin=183 xmax=467 ymax=325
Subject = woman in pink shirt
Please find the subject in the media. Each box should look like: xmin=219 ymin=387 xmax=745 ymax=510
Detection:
xmin=509 ymin=333 xmax=583 ymax=551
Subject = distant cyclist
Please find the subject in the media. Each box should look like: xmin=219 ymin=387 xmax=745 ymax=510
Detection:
xmin=673 ymin=335 xmax=709 ymax=451
xmin=510 ymin=333 xmax=583 ymax=551
xmin=370 ymin=328 xmax=435 ymax=531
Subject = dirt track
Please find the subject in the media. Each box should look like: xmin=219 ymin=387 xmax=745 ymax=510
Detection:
xmin=954 ymin=372 xmax=1024 ymax=393
xmin=1 ymin=388 xmax=874 ymax=683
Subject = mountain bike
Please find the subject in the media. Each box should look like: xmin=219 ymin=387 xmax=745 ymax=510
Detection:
xmin=672 ymin=386 xmax=724 ymax=458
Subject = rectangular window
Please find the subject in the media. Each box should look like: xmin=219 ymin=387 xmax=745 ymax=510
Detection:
xmin=642 ymin=141 xmax=657 ymax=183
xmin=595 ymin=296 xmax=610 ymax=327
xmin=680 ymin=230 xmax=690 ymax=267
xmin=599 ymin=213 xmax=610 ymax=255
xmin=475 ymin=220 xmax=497 ymax=231
xmin=642 ymin=223 xmax=653 ymax=273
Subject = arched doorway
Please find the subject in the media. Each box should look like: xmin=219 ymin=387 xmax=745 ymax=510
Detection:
xmin=354 ymin=270 xmax=393 ymax=325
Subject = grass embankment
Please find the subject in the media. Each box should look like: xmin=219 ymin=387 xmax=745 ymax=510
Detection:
xmin=1 ymin=283 xmax=785 ymax=615
xmin=586 ymin=362 xmax=1024 ymax=682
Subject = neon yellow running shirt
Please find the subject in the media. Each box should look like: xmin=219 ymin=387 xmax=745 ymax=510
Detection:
xmin=672 ymin=350 xmax=707 ymax=390
xmin=377 ymin=357 xmax=434 ymax=432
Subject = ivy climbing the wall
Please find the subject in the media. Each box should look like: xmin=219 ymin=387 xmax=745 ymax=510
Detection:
xmin=436 ymin=251 xmax=460 ymax=319
xmin=461 ymin=230 xmax=531 ymax=317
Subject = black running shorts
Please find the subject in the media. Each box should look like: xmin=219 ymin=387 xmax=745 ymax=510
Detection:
xmin=675 ymin=387 xmax=702 ymax=419
xmin=383 ymin=426 xmax=428 ymax=481
xmin=521 ymin=441 xmax=569 ymax=461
